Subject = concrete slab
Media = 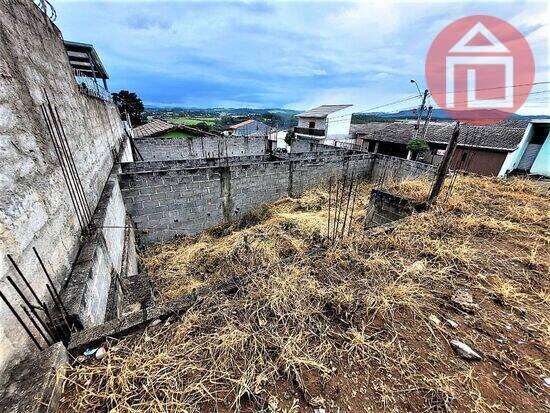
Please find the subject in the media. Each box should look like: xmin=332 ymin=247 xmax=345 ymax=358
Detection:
xmin=0 ymin=343 xmax=68 ymax=413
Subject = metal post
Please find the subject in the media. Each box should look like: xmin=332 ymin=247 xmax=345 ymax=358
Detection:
xmin=0 ymin=291 xmax=43 ymax=351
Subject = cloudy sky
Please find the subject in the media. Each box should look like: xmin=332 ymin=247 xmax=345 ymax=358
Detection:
xmin=54 ymin=0 xmax=549 ymax=113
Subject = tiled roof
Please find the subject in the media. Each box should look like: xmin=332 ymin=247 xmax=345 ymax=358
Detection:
xmin=351 ymin=120 xmax=529 ymax=151
xmin=229 ymin=119 xmax=255 ymax=129
xmin=297 ymin=105 xmax=353 ymax=118
xmin=133 ymin=119 xmax=175 ymax=138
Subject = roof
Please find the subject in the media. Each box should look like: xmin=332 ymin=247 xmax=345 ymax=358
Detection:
xmin=352 ymin=120 xmax=529 ymax=151
xmin=133 ymin=119 xmax=176 ymax=138
xmin=133 ymin=119 xmax=220 ymax=139
xmin=229 ymin=119 xmax=256 ymax=129
xmin=297 ymin=105 xmax=353 ymax=118
xmin=64 ymin=40 xmax=109 ymax=79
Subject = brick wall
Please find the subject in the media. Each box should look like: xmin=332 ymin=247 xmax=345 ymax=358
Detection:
xmin=134 ymin=135 xmax=270 ymax=161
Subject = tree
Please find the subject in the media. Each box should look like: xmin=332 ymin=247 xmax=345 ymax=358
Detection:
xmin=194 ymin=122 xmax=211 ymax=132
xmin=284 ymin=129 xmax=295 ymax=146
xmin=112 ymin=90 xmax=145 ymax=127
xmin=406 ymin=138 xmax=429 ymax=159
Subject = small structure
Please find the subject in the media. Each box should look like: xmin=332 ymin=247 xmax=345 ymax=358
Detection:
xmin=351 ymin=119 xmax=549 ymax=177
xmin=294 ymin=104 xmax=354 ymax=145
xmin=228 ymin=119 xmax=271 ymax=137
xmin=64 ymin=41 xmax=110 ymax=101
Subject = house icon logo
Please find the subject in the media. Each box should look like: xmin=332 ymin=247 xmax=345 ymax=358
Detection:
xmin=426 ymin=15 xmax=535 ymax=124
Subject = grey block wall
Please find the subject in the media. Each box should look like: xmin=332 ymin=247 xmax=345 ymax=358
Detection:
xmin=291 ymin=137 xmax=345 ymax=154
xmin=119 ymin=152 xmax=431 ymax=245
xmin=134 ymin=135 xmax=270 ymax=161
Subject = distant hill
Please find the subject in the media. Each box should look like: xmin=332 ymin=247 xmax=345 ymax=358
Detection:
xmin=364 ymin=108 xmax=549 ymax=121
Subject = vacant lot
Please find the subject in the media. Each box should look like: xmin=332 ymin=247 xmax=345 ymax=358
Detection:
xmin=61 ymin=176 xmax=549 ymax=412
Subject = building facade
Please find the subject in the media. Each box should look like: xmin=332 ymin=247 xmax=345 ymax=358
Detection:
xmin=352 ymin=120 xmax=550 ymax=177
xmin=294 ymin=104 xmax=354 ymax=145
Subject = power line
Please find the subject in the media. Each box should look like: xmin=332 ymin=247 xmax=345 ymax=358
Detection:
xmin=429 ymin=81 xmax=550 ymax=97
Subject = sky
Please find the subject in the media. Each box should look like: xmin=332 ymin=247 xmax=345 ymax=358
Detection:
xmin=54 ymin=0 xmax=549 ymax=114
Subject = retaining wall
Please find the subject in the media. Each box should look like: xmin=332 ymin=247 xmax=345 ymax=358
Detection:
xmin=0 ymin=0 xmax=126 ymax=371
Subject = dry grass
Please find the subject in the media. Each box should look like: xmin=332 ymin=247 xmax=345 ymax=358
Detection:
xmin=60 ymin=175 xmax=550 ymax=412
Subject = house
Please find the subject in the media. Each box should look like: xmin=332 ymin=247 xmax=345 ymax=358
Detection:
xmin=227 ymin=119 xmax=271 ymax=137
xmin=294 ymin=104 xmax=354 ymax=145
xmin=351 ymin=119 xmax=550 ymax=177
xmin=133 ymin=119 xmax=217 ymax=139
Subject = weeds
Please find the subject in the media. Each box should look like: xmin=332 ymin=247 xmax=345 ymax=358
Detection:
xmin=60 ymin=175 xmax=549 ymax=412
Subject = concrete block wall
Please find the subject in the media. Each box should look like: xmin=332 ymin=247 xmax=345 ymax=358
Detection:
xmin=370 ymin=154 xmax=437 ymax=182
xmin=134 ymin=135 xmax=269 ymax=161
xmin=0 ymin=0 xmax=126 ymax=371
xmin=366 ymin=189 xmax=427 ymax=226
xmin=291 ymin=137 xmax=345 ymax=154
xmin=119 ymin=152 xmax=402 ymax=245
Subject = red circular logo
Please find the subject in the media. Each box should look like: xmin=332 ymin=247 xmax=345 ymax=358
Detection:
xmin=426 ymin=15 xmax=535 ymax=125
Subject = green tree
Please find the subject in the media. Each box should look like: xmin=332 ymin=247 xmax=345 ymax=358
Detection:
xmin=194 ymin=122 xmax=211 ymax=132
xmin=112 ymin=90 xmax=145 ymax=127
xmin=284 ymin=129 xmax=295 ymax=146
xmin=407 ymin=138 xmax=429 ymax=159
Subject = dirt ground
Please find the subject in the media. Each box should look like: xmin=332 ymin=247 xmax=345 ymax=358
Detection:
xmin=59 ymin=175 xmax=549 ymax=412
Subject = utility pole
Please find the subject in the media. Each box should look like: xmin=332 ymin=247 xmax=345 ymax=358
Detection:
xmin=428 ymin=121 xmax=460 ymax=205
xmin=414 ymin=89 xmax=429 ymax=138
xmin=421 ymin=105 xmax=433 ymax=140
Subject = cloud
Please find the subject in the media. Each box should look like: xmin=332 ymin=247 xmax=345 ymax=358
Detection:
xmin=53 ymin=0 xmax=549 ymax=114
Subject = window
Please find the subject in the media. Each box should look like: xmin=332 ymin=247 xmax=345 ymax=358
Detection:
xmin=308 ymin=121 xmax=315 ymax=129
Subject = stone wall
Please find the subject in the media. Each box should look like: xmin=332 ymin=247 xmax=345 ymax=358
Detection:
xmin=0 ymin=0 xmax=126 ymax=371
xmin=134 ymin=135 xmax=270 ymax=161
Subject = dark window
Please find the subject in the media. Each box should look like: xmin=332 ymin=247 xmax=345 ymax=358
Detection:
xmin=308 ymin=121 xmax=315 ymax=129
xmin=531 ymin=124 xmax=550 ymax=145
xmin=461 ymin=152 xmax=468 ymax=162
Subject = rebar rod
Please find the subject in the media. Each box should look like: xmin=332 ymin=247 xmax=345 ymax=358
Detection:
xmin=33 ymin=247 xmax=70 ymax=319
xmin=40 ymin=105 xmax=85 ymax=232
xmin=47 ymin=103 xmax=90 ymax=225
xmin=341 ymin=173 xmax=355 ymax=239
xmin=0 ymin=290 xmax=43 ymax=351
xmin=327 ymin=177 xmax=332 ymax=239
xmin=41 ymin=302 xmax=60 ymax=343
xmin=54 ymin=106 xmax=92 ymax=221
xmin=6 ymin=276 xmax=55 ymax=343
xmin=46 ymin=283 xmax=72 ymax=335
xmin=21 ymin=305 xmax=52 ymax=346
xmin=7 ymin=254 xmax=44 ymax=310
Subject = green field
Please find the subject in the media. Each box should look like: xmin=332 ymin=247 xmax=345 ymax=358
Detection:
xmin=164 ymin=116 xmax=218 ymax=127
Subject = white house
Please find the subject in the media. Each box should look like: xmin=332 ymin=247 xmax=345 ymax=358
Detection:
xmin=294 ymin=104 xmax=354 ymax=145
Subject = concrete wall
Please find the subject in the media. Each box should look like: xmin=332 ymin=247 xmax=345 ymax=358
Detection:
xmin=366 ymin=189 xmax=427 ymax=226
xmin=119 ymin=152 xmax=433 ymax=245
xmin=232 ymin=119 xmax=271 ymax=136
xmin=62 ymin=176 xmax=134 ymax=329
xmin=297 ymin=117 xmax=326 ymax=129
xmin=0 ymin=0 xmax=126 ymax=371
xmin=134 ymin=135 xmax=270 ymax=161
